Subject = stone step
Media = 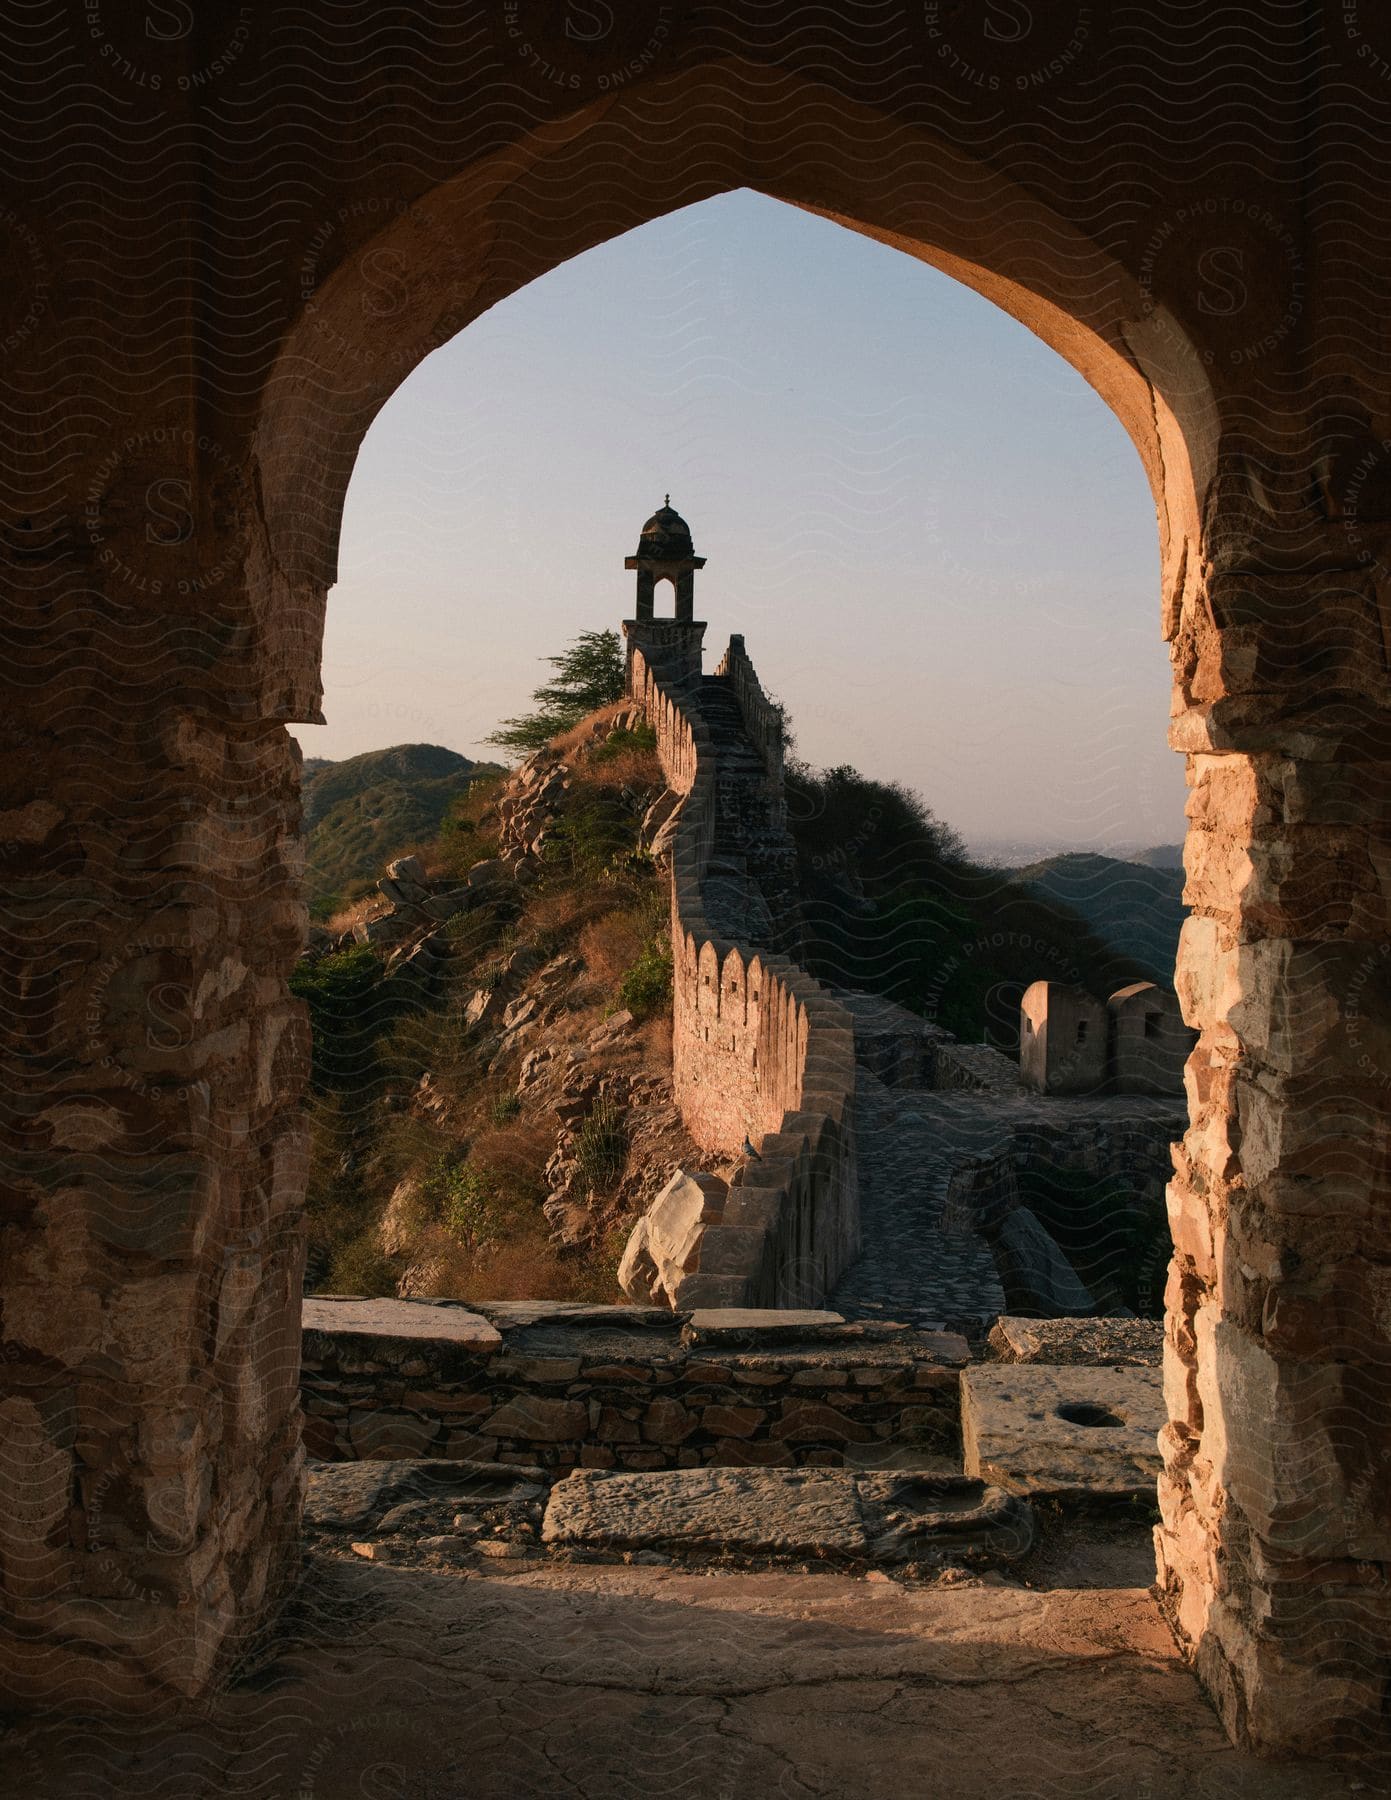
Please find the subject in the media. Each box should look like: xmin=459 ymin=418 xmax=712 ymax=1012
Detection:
xmin=541 ymin=1466 xmax=1034 ymax=1566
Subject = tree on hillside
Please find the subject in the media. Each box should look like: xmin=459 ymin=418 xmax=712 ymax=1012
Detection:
xmin=486 ymin=629 xmax=625 ymax=753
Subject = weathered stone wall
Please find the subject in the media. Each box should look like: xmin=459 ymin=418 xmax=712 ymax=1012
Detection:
xmin=301 ymin=1299 xmax=965 ymax=1471
xmin=933 ymin=1041 xmax=1022 ymax=1095
xmin=625 ymin=634 xmax=860 ymax=1308
xmin=0 ymin=708 xmax=310 ymax=1708
xmin=714 ymin=634 xmax=786 ymax=794
xmin=2 ymin=1 xmax=1388 ymax=1751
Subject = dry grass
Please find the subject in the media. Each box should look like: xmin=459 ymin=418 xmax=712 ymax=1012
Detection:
xmin=577 ymin=909 xmax=647 ymax=988
xmin=526 ymin=881 xmax=635 ymax=947
xmin=467 ymin=1117 xmax=553 ymax=1203
xmin=585 ymin=745 xmax=662 ymax=791
xmin=549 ymin=701 xmax=633 ymax=758
xmin=323 ymin=893 xmax=386 ymax=937
xmin=396 ymin=1219 xmax=624 ymax=1303
xmin=640 ymin=1010 xmax=673 ymax=1065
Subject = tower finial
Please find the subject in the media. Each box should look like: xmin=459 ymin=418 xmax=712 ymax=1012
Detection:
xmin=664 ymin=493 xmax=669 ymax=506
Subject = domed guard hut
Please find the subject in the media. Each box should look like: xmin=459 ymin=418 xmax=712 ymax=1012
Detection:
xmin=623 ymin=497 xmax=708 ymax=683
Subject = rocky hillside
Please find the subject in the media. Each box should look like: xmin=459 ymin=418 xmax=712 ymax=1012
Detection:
xmin=1009 ymin=850 xmax=1185 ymax=983
xmin=292 ymin=706 xmax=1172 ymax=1309
xmin=301 ymin=742 xmax=499 ymax=918
xmin=294 ymin=705 xmax=706 ymax=1303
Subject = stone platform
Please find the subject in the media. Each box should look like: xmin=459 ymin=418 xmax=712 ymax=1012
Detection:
xmin=962 ymin=1365 xmax=1165 ymax=1503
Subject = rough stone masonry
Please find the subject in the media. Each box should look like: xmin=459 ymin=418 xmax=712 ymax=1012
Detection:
xmin=1 ymin=2 xmax=1389 ymax=1763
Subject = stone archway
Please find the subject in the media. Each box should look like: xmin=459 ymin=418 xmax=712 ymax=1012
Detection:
xmin=2 ymin=11 xmax=1388 ymax=1760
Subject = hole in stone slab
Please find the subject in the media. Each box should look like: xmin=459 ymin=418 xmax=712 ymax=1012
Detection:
xmin=1056 ymin=1401 xmax=1124 ymax=1428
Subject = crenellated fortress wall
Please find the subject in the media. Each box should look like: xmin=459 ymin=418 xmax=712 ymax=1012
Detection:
xmin=623 ymin=628 xmax=859 ymax=1310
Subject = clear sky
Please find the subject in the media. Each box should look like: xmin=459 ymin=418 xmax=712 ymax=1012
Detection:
xmin=295 ymin=188 xmax=1186 ymax=860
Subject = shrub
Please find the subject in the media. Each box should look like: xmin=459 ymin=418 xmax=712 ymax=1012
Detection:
xmin=429 ymin=771 xmax=505 ymax=881
xmin=290 ymin=943 xmax=396 ymax=1090
xmin=486 ymin=628 xmax=625 ymax=753
xmin=590 ymin=722 xmax=657 ymax=763
xmin=326 ymin=1227 xmax=398 ymax=1298
xmin=541 ymin=797 xmax=636 ymax=878
xmin=490 ymin=1091 xmax=522 ymax=1124
xmin=619 ymin=937 xmax=673 ymax=1020
xmin=573 ymin=1100 xmax=628 ymax=1192
xmin=439 ymin=1164 xmax=504 ymax=1251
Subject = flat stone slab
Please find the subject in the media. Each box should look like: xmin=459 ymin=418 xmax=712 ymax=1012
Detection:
xmin=302 ymin=1296 xmax=501 ymax=1349
xmin=988 ymin=1315 xmax=1164 ymax=1367
xmin=962 ymin=1365 xmax=1164 ymax=1502
xmin=542 ymin=1466 xmax=1033 ymax=1564
xmin=471 ymin=1300 xmax=678 ymax=1332
xmin=305 ymin=1458 xmax=545 ymax=1529
xmin=684 ymin=1308 xmax=846 ymax=1344
xmin=545 ymin=1467 xmax=864 ymax=1555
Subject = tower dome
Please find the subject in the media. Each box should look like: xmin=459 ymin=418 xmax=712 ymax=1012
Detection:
xmin=634 ymin=496 xmax=695 ymax=562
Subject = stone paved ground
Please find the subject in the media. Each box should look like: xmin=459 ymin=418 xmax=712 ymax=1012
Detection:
xmin=830 ymin=1072 xmax=1183 ymax=1332
xmin=9 ymin=1549 xmax=1372 ymax=1798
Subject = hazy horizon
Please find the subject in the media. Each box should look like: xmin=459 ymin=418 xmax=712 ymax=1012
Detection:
xmin=294 ymin=189 xmax=1186 ymax=851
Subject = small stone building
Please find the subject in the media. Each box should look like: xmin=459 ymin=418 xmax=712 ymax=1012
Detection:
xmin=1019 ymin=982 xmax=1108 ymax=1095
xmin=1107 ymin=981 xmax=1191 ymax=1095
xmin=1020 ymin=979 xmax=1190 ymax=1096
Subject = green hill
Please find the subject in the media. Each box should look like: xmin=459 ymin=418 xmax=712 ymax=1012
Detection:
xmin=302 ymin=744 xmax=499 ymax=914
xmin=1011 ymin=851 xmax=1185 ymax=981
xmin=786 ymin=767 xmax=1155 ymax=1047
xmin=1129 ymin=843 xmax=1184 ymax=872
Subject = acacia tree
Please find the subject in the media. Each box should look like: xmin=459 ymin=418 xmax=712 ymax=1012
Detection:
xmin=486 ymin=628 xmax=625 ymax=753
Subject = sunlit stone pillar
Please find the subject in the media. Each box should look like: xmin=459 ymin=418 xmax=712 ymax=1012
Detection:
xmin=1157 ymin=463 xmax=1391 ymax=1755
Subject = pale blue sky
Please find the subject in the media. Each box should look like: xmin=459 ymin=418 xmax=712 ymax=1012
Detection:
xmin=297 ymin=189 xmax=1185 ymax=857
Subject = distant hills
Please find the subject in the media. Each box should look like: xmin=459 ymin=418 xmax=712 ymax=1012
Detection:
xmin=1127 ymin=843 xmax=1184 ymax=872
xmin=301 ymin=743 xmax=499 ymax=913
xmin=1010 ymin=850 xmax=1186 ymax=981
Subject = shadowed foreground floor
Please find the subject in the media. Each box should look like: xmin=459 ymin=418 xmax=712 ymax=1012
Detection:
xmin=5 ymin=1546 xmax=1372 ymax=1799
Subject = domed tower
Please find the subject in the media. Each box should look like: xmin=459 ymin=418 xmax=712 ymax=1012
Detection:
xmin=625 ymin=496 xmax=705 ymax=623
xmin=622 ymin=496 xmax=707 ymax=685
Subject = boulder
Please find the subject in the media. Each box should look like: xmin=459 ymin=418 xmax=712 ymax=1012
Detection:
xmin=378 ymin=1177 xmax=429 ymax=1257
xmin=360 ymin=911 xmax=411 ymax=946
xmin=587 ymin=1009 xmax=634 ymax=1046
xmin=378 ymin=875 xmax=429 ymax=909
xmin=421 ymin=889 xmax=470 ymax=921
xmin=465 ymin=986 xmax=506 ymax=1029
xmin=648 ymin=802 xmax=684 ymax=864
xmin=617 ymin=1168 xmax=727 ymax=1308
xmin=640 ymin=788 xmax=681 ymax=847
xmin=387 ymin=855 xmax=427 ymax=886
xmin=501 ymin=995 xmax=538 ymax=1034
xmin=466 ymin=857 xmax=511 ymax=889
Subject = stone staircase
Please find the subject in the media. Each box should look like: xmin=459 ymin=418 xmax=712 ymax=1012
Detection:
xmin=697 ymin=673 xmax=801 ymax=952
